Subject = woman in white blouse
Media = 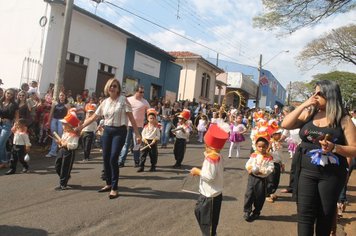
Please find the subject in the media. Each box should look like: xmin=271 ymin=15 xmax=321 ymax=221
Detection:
xmin=78 ymin=78 xmax=141 ymax=199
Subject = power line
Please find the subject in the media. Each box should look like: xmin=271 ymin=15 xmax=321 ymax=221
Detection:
xmin=103 ymin=0 xmax=245 ymax=64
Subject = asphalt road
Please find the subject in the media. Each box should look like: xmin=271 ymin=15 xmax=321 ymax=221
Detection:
xmin=0 ymin=136 xmax=352 ymax=236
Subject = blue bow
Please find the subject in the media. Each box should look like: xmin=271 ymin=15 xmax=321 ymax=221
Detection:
xmin=307 ymin=149 xmax=339 ymax=166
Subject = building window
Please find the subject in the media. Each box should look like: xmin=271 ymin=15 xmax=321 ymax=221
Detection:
xmin=99 ymin=62 xmax=116 ymax=75
xmin=200 ymin=73 xmax=210 ymax=98
xmin=66 ymin=52 xmax=89 ymax=66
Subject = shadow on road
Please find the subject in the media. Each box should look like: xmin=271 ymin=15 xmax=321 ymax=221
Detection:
xmin=0 ymin=225 xmax=48 ymax=236
xmin=258 ymin=214 xmax=297 ymax=222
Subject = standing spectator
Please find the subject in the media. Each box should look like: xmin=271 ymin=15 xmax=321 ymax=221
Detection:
xmin=160 ymin=101 xmax=172 ymax=148
xmin=0 ymin=88 xmax=19 ymax=168
xmin=281 ymin=80 xmax=356 ymax=235
xmin=119 ymin=85 xmax=149 ymax=168
xmin=74 ymin=94 xmax=85 ymax=121
xmin=5 ymin=119 xmax=31 ymax=175
xmin=20 ymin=83 xmax=30 ymax=96
xmin=46 ymin=92 xmax=69 ymax=158
xmin=17 ymin=91 xmax=30 ymax=124
xmin=0 ymin=88 xmax=4 ymax=99
xmin=28 ymin=81 xmax=40 ymax=97
xmin=77 ymin=78 xmax=141 ymax=199
xmin=66 ymin=90 xmax=75 ymax=106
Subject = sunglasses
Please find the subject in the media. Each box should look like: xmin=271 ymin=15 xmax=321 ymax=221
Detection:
xmin=138 ymin=91 xmax=144 ymax=94
xmin=110 ymin=84 xmax=118 ymax=89
xmin=314 ymin=91 xmax=325 ymax=98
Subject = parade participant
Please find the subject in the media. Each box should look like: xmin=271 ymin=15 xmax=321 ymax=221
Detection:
xmin=281 ymin=80 xmax=356 ymax=235
xmin=197 ymin=114 xmax=208 ymax=143
xmin=243 ymin=134 xmax=274 ymax=222
xmin=54 ymin=112 xmax=80 ymax=190
xmin=5 ymin=119 xmax=30 ymax=175
xmin=46 ymin=92 xmax=69 ymax=158
xmin=80 ymin=104 xmax=97 ymax=162
xmin=266 ymin=129 xmax=283 ymax=203
xmin=0 ymin=88 xmax=19 ymax=169
xmin=137 ymin=108 xmax=160 ymax=172
xmin=77 ymin=78 xmax=141 ymax=199
xmin=119 ymin=84 xmax=149 ymax=168
xmin=190 ymin=123 xmax=229 ymax=236
xmin=228 ymin=114 xmax=247 ymax=158
xmin=172 ymin=109 xmax=191 ymax=168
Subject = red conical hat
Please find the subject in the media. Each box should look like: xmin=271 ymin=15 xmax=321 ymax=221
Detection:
xmin=60 ymin=112 xmax=80 ymax=128
xmin=204 ymin=124 xmax=229 ymax=150
xmin=178 ymin=109 xmax=191 ymax=120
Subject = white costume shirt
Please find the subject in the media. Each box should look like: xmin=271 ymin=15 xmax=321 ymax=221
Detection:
xmin=199 ymin=152 xmax=224 ymax=198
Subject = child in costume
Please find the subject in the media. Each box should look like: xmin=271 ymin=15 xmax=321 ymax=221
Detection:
xmin=197 ymin=114 xmax=208 ymax=143
xmin=81 ymin=104 xmax=97 ymax=161
xmin=6 ymin=119 xmax=31 ymax=175
xmin=228 ymin=114 xmax=247 ymax=158
xmin=54 ymin=112 xmax=80 ymax=190
xmin=190 ymin=123 xmax=229 ymax=236
xmin=243 ymin=135 xmax=274 ymax=222
xmin=172 ymin=109 xmax=191 ymax=168
xmin=137 ymin=108 xmax=161 ymax=172
xmin=266 ymin=129 xmax=284 ymax=203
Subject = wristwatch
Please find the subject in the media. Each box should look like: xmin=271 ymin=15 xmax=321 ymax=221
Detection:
xmin=332 ymin=144 xmax=337 ymax=153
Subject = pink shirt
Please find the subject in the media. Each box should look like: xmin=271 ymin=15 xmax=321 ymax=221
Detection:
xmin=127 ymin=96 xmax=149 ymax=128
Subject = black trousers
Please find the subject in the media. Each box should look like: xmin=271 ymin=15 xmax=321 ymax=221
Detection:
xmin=286 ymin=151 xmax=299 ymax=192
xmin=194 ymin=193 xmax=222 ymax=236
xmin=55 ymin=148 xmax=75 ymax=187
xmin=10 ymin=145 xmax=28 ymax=171
xmin=82 ymin=131 xmax=94 ymax=160
xmin=244 ymin=174 xmax=266 ymax=214
xmin=266 ymin=162 xmax=281 ymax=195
xmin=139 ymin=140 xmax=158 ymax=167
xmin=297 ymin=168 xmax=347 ymax=236
xmin=173 ymin=138 xmax=186 ymax=166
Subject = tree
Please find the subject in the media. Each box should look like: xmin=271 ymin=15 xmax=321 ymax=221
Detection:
xmin=288 ymin=81 xmax=314 ymax=102
xmin=297 ymin=24 xmax=356 ymax=69
xmin=253 ymin=0 xmax=355 ymax=34
xmin=311 ymin=71 xmax=356 ymax=108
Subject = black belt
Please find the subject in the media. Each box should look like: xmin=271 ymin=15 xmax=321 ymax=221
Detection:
xmin=105 ymin=125 xmax=126 ymax=129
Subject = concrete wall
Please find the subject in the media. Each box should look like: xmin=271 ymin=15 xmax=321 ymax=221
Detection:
xmin=41 ymin=3 xmax=128 ymax=95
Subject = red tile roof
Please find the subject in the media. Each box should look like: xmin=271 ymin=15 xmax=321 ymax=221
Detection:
xmin=168 ymin=51 xmax=201 ymax=58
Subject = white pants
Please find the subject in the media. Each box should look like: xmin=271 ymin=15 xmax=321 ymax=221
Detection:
xmin=229 ymin=142 xmax=241 ymax=158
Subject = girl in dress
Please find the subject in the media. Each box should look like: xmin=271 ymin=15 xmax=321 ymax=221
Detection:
xmin=197 ymin=114 xmax=208 ymax=143
xmin=229 ymin=114 xmax=247 ymax=158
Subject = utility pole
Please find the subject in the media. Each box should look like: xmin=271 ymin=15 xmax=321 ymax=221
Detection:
xmin=287 ymin=81 xmax=292 ymax=105
xmin=53 ymin=0 xmax=74 ymax=100
xmin=255 ymin=54 xmax=262 ymax=108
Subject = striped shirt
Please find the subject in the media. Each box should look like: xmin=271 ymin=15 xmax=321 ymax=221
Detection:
xmin=95 ymin=95 xmax=132 ymax=127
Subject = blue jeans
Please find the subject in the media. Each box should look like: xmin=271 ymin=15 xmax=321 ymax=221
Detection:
xmin=102 ymin=126 xmax=127 ymax=190
xmin=48 ymin=118 xmax=63 ymax=156
xmin=161 ymin=120 xmax=172 ymax=145
xmin=119 ymin=126 xmax=142 ymax=164
xmin=0 ymin=121 xmax=13 ymax=163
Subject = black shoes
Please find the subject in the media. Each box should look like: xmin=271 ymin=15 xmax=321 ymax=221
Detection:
xmin=172 ymin=164 xmax=181 ymax=169
xmin=22 ymin=168 xmax=29 ymax=173
xmin=149 ymin=166 xmax=156 ymax=172
xmin=244 ymin=212 xmax=260 ymax=222
xmin=5 ymin=170 xmax=15 ymax=175
xmin=137 ymin=167 xmax=144 ymax=172
xmin=118 ymin=162 xmax=125 ymax=168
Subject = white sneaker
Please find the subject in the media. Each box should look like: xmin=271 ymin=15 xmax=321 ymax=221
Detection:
xmin=45 ymin=154 xmax=54 ymax=158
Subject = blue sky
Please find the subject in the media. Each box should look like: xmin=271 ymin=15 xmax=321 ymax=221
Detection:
xmin=76 ymin=0 xmax=355 ymax=88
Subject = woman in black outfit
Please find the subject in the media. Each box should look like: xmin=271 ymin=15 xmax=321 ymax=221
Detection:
xmin=281 ymin=80 xmax=356 ymax=236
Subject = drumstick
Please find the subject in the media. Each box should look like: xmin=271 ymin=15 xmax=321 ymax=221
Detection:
xmin=140 ymin=144 xmax=151 ymax=151
xmin=53 ymin=131 xmax=61 ymax=141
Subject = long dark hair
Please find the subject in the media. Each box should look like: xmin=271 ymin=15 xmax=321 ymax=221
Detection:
xmin=0 ymin=88 xmax=16 ymax=104
xmin=315 ymin=80 xmax=346 ymax=128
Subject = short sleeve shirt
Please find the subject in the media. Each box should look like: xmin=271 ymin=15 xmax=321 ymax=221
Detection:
xmin=95 ymin=95 xmax=132 ymax=127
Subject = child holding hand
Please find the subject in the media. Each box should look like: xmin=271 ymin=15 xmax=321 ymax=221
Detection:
xmin=54 ymin=112 xmax=80 ymax=190
xmin=190 ymin=123 xmax=229 ymax=236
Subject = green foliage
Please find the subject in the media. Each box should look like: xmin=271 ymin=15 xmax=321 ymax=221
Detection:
xmin=253 ymin=0 xmax=356 ymax=33
xmin=311 ymin=71 xmax=356 ymax=108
